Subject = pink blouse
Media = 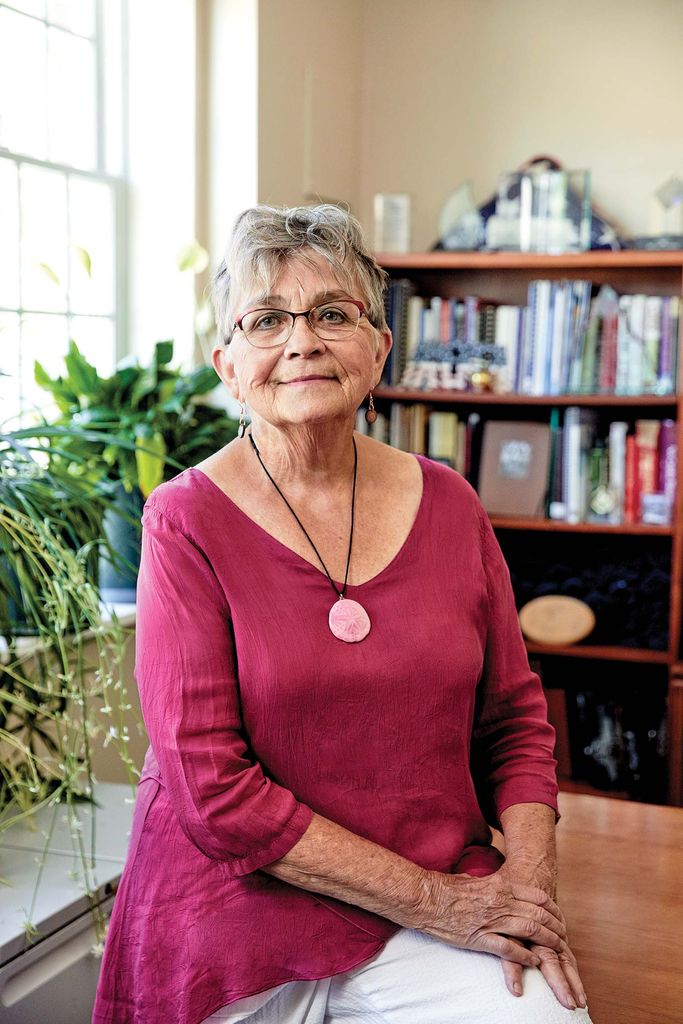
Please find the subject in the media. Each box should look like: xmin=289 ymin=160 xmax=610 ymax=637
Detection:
xmin=92 ymin=455 xmax=559 ymax=1024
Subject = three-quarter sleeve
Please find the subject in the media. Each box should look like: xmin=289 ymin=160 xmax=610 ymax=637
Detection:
xmin=471 ymin=504 xmax=560 ymax=830
xmin=134 ymin=502 xmax=313 ymax=875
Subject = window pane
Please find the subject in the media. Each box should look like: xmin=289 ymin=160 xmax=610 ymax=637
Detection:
xmin=47 ymin=0 xmax=94 ymax=37
xmin=69 ymin=177 xmax=115 ymax=315
xmin=0 ymin=160 xmax=21 ymax=308
xmin=70 ymin=315 xmax=115 ymax=377
xmin=47 ymin=26 xmax=97 ymax=169
xmin=2 ymin=1 xmax=45 ymax=20
xmin=20 ymin=165 xmax=68 ymax=313
xmin=103 ymin=0 xmax=123 ymax=175
xmin=0 ymin=313 xmax=22 ymax=428
xmin=19 ymin=313 xmax=69 ymax=420
xmin=0 ymin=9 xmax=48 ymax=159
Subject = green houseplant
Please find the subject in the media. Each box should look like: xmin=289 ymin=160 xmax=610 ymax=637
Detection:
xmin=23 ymin=339 xmax=238 ymax=596
xmin=0 ymin=434 xmax=137 ymax=940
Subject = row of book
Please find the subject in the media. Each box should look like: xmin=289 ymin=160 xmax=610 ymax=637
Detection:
xmin=356 ymin=405 xmax=677 ymax=526
xmin=383 ymin=278 xmax=681 ymax=396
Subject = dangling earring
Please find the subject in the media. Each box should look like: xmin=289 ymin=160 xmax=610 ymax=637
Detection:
xmin=238 ymin=400 xmax=247 ymax=438
xmin=365 ymin=389 xmax=377 ymax=424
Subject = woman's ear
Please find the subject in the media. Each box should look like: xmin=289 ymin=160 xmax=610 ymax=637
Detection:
xmin=374 ymin=327 xmax=393 ymax=382
xmin=211 ymin=343 xmax=240 ymax=401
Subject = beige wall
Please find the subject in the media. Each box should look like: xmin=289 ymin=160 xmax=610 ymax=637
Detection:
xmin=257 ymin=0 xmax=363 ymax=211
xmin=256 ymin=0 xmax=683 ymax=250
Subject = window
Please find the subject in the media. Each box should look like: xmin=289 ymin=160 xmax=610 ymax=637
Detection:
xmin=0 ymin=0 xmax=125 ymax=426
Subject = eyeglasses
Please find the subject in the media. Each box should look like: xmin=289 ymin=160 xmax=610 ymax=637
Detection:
xmin=232 ymin=299 xmax=368 ymax=348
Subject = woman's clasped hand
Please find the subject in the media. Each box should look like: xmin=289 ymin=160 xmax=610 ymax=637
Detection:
xmin=416 ymin=864 xmax=587 ymax=1010
xmin=417 ymin=864 xmax=567 ymax=967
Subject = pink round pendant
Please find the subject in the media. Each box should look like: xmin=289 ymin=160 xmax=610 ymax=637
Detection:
xmin=328 ymin=598 xmax=371 ymax=643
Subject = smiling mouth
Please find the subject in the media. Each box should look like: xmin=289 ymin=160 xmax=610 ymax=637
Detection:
xmin=283 ymin=376 xmax=335 ymax=383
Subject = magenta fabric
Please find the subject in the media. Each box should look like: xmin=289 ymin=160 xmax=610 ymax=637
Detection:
xmin=92 ymin=455 xmax=559 ymax=1024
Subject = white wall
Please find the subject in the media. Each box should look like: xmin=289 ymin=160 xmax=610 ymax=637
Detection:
xmin=126 ymin=0 xmax=197 ymax=366
xmin=199 ymin=0 xmax=259 ymax=270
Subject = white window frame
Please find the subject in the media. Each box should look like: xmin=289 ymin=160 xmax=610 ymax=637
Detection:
xmin=0 ymin=0 xmax=128 ymax=423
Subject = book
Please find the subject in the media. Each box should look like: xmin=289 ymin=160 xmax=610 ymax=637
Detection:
xmin=643 ymin=296 xmax=662 ymax=391
xmin=658 ymin=419 xmax=677 ymax=516
xmin=409 ymin=404 xmax=428 ymax=454
xmin=563 ymin=407 xmax=598 ymax=523
xmin=478 ymin=421 xmax=551 ymax=516
xmin=624 ymin=434 xmax=638 ymax=524
xmin=608 ymin=421 xmax=628 ymax=524
xmin=389 ymin=403 xmax=411 ymax=451
xmin=465 ymin=412 xmax=483 ymax=487
xmin=494 ymin=305 xmax=520 ymax=392
xmin=455 ymin=421 xmax=467 ymax=476
xmin=547 ymin=407 xmax=565 ymax=518
xmin=531 ymin=279 xmax=552 ymax=395
xmin=627 ymin=294 xmax=646 ymax=394
xmin=635 ymin=420 xmax=662 ymax=504
xmin=549 ymin=282 xmax=567 ymax=395
xmin=428 ymin=411 xmax=459 ymax=467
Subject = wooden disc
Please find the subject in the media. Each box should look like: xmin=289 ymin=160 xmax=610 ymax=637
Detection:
xmin=519 ymin=595 xmax=595 ymax=647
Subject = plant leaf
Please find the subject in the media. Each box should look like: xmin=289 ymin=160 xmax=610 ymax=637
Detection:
xmin=176 ymin=240 xmax=209 ymax=274
xmin=129 ymin=368 xmax=158 ymax=409
xmin=72 ymin=245 xmax=92 ymax=278
xmin=176 ymin=366 xmax=219 ymax=397
xmin=37 ymin=263 xmax=61 ymax=288
xmin=64 ymin=341 xmax=101 ymax=400
xmin=135 ymin=430 xmax=166 ymax=497
xmin=154 ymin=340 xmax=174 ymax=369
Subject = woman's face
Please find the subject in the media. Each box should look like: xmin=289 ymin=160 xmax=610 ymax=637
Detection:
xmin=212 ymin=253 xmax=392 ymax=431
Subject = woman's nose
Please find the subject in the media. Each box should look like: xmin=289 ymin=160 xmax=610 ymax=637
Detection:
xmin=283 ymin=314 xmax=326 ymax=355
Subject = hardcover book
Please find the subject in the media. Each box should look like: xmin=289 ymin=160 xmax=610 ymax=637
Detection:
xmin=478 ymin=421 xmax=551 ymax=516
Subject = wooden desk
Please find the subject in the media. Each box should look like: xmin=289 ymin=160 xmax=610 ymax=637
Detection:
xmin=555 ymin=792 xmax=683 ymax=1024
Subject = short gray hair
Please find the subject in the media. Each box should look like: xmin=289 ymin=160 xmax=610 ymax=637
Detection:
xmin=210 ymin=204 xmax=389 ymax=344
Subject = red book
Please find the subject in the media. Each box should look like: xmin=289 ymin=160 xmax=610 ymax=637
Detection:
xmin=599 ymin=311 xmax=618 ymax=392
xmin=635 ymin=420 xmax=661 ymax=500
xmin=625 ymin=434 xmax=638 ymax=523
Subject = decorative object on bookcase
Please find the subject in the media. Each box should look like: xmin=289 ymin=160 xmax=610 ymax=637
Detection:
xmin=519 ymin=595 xmax=596 ymax=647
xmin=566 ymin=669 xmax=668 ymax=802
xmin=647 ymin=176 xmax=683 ymax=240
xmin=486 ymin=166 xmax=591 ymax=253
xmin=400 ymin=340 xmax=506 ymax=393
xmin=436 ymin=181 xmax=485 ymax=251
xmin=478 ymin=421 xmax=551 ymax=516
xmin=478 ymin=156 xmax=619 ymax=252
xmin=503 ymin=538 xmax=671 ymax=652
xmin=373 ymin=194 xmax=411 ymax=253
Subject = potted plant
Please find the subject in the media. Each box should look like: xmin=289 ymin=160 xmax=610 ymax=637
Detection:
xmin=0 ymin=433 xmax=137 ymax=942
xmin=21 ymin=339 xmax=238 ymax=599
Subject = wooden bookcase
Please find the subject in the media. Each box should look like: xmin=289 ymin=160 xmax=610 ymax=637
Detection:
xmin=375 ymin=250 xmax=683 ymax=807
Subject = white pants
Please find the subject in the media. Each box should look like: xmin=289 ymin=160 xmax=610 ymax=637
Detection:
xmin=202 ymin=928 xmax=594 ymax=1023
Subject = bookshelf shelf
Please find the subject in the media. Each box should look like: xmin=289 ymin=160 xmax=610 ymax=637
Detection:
xmin=377 ymin=250 xmax=683 ymax=271
xmin=376 ymin=249 xmax=683 ymax=807
xmin=374 ymin=387 xmax=678 ymax=408
xmin=525 ymin=642 xmax=670 ymax=664
xmin=489 ymin=516 xmax=673 ymax=536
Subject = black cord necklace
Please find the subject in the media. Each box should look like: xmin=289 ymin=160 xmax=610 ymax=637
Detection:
xmin=247 ymin=429 xmax=371 ymax=643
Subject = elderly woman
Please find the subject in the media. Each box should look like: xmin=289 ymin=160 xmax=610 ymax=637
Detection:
xmin=93 ymin=205 xmax=592 ymax=1024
